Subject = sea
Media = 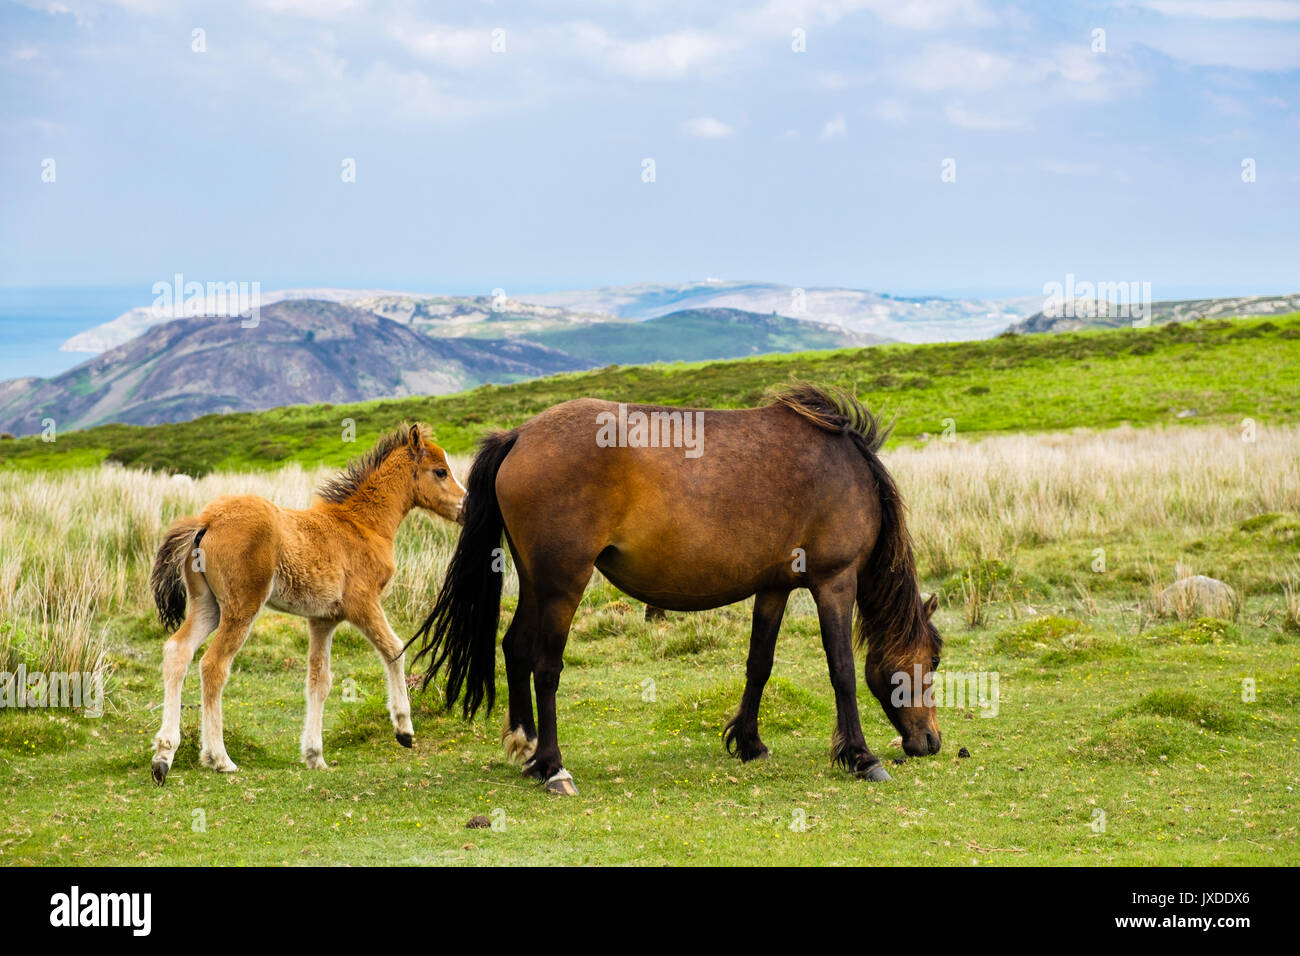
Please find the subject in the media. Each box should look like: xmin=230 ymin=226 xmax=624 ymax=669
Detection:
xmin=0 ymin=286 xmax=151 ymax=382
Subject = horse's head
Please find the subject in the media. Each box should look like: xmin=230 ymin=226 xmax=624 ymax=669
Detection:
xmin=405 ymin=424 xmax=466 ymax=523
xmin=864 ymin=593 xmax=943 ymax=757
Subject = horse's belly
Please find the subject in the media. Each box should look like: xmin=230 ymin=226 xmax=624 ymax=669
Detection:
xmin=267 ymin=572 xmax=343 ymax=619
xmin=596 ymin=545 xmax=785 ymax=611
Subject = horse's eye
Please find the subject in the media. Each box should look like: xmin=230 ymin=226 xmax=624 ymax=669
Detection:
xmin=930 ymin=657 xmax=941 ymax=669
xmin=434 ymin=468 xmax=448 ymax=479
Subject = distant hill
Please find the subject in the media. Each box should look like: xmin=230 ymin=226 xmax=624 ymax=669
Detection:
xmin=1 ymin=300 xmax=903 ymax=437
xmin=0 ymin=300 xmax=592 ymax=437
xmin=3 ymin=313 xmax=1296 ymax=476
xmin=531 ymin=307 xmax=886 ymax=363
xmin=516 ymin=280 xmax=1039 ymax=342
xmin=1009 ymin=292 xmax=1300 ymax=334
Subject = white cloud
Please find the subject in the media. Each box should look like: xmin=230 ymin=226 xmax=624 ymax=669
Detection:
xmin=820 ymin=115 xmax=847 ymax=139
xmin=1042 ymin=160 xmax=1097 ymax=175
xmin=898 ymin=44 xmax=1017 ymax=92
xmin=570 ymin=23 xmax=739 ymax=80
xmin=683 ymin=116 xmax=735 ymax=138
xmin=874 ymin=98 xmax=908 ymax=122
xmin=944 ymin=104 xmax=1024 ymax=130
xmin=1138 ymin=1 xmax=1300 ymax=20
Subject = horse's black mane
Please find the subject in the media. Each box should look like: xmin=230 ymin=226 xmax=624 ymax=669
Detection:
xmin=316 ymin=424 xmax=425 ymax=504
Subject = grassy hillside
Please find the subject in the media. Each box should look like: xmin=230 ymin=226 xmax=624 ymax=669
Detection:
xmin=1 ymin=313 xmax=1297 ymax=477
xmin=530 ymin=308 xmax=881 ymax=363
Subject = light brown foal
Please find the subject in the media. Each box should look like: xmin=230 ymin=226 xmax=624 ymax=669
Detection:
xmin=148 ymin=424 xmax=464 ymax=784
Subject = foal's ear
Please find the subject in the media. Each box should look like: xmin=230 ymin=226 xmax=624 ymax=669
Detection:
xmin=923 ymin=593 xmax=939 ymax=619
xmin=407 ymin=424 xmax=426 ymax=460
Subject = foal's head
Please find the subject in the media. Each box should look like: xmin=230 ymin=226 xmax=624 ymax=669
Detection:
xmin=402 ymin=424 xmax=466 ymax=523
xmin=863 ymin=593 xmax=943 ymax=757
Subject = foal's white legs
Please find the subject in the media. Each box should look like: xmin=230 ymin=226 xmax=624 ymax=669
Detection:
xmin=198 ymin=610 xmax=258 ymax=773
xmin=353 ymin=605 xmax=415 ymax=747
xmin=151 ymin=589 xmax=219 ymax=784
xmin=301 ymin=619 xmax=337 ymax=769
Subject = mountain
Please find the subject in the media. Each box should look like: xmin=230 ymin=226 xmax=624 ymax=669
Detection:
xmin=351 ymin=293 xmax=622 ymax=339
xmin=515 ymin=280 xmax=1040 ymax=342
xmin=531 ymin=308 xmax=886 ymax=364
xmin=0 ymin=300 xmax=593 ymax=437
xmin=59 ymin=287 xmax=412 ymax=353
xmin=1008 ymin=292 xmax=1300 ymax=334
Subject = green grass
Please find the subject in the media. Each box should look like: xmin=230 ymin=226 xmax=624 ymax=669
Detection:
xmin=1 ymin=582 xmax=1297 ymax=866
xmin=2 ymin=313 xmax=1298 ymax=476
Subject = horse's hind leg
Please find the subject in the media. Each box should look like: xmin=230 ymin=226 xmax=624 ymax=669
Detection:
xmin=724 ymin=588 xmax=789 ymax=762
xmin=152 ymin=578 xmax=219 ymax=785
xmin=351 ymin=605 xmax=415 ymax=748
xmin=198 ymin=608 xmax=259 ymax=773
xmin=523 ymin=578 xmax=588 ymax=795
xmin=812 ymin=569 xmax=889 ymax=781
xmin=501 ymin=576 xmax=538 ymax=764
xmin=301 ymin=618 xmax=338 ymax=769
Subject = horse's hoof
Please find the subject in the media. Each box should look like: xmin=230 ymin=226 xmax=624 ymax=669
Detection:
xmin=859 ymin=763 xmax=892 ymax=782
xmin=396 ymin=732 xmax=414 ymax=748
xmin=740 ymin=746 xmax=770 ymax=763
xmin=544 ymin=768 xmax=579 ymax=796
xmin=151 ymin=761 xmax=168 ymax=786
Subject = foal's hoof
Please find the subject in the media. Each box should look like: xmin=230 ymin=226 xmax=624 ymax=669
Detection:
xmin=200 ymin=751 xmax=239 ymax=773
xmin=151 ymin=760 xmax=169 ymax=786
xmin=544 ymin=768 xmax=579 ymax=796
xmin=395 ymin=732 xmax=414 ymax=749
xmin=858 ymin=762 xmax=892 ymax=782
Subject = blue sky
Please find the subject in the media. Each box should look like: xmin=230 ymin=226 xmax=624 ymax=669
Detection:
xmin=2 ymin=0 xmax=1298 ymax=299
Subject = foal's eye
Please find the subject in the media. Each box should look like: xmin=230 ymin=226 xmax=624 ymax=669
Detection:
xmin=434 ymin=468 xmax=448 ymax=479
xmin=930 ymin=657 xmax=941 ymax=669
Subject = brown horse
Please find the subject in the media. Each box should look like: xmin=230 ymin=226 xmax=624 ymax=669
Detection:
xmin=148 ymin=424 xmax=465 ymax=784
xmin=412 ymin=385 xmax=942 ymax=795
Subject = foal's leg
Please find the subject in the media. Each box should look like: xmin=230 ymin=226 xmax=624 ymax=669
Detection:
xmin=351 ymin=605 xmax=415 ymax=747
xmin=523 ymin=580 xmax=587 ymax=795
xmin=724 ymin=588 xmax=789 ymax=762
xmin=198 ymin=608 xmax=259 ymax=773
xmin=151 ymin=584 xmax=220 ymax=784
xmin=501 ymin=580 xmax=538 ymax=763
xmin=812 ymin=570 xmax=889 ymax=781
xmin=301 ymin=618 xmax=338 ymax=770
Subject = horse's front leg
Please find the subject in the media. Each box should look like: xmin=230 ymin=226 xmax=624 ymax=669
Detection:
xmin=352 ymin=605 xmax=415 ymax=748
xmin=301 ymin=618 xmax=338 ymax=769
xmin=811 ymin=569 xmax=890 ymax=782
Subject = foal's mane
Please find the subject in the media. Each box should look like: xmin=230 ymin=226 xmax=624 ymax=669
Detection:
xmin=768 ymin=382 xmax=940 ymax=659
xmin=316 ymin=424 xmax=426 ymax=504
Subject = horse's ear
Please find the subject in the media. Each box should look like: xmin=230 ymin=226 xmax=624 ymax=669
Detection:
xmin=408 ymin=424 xmax=426 ymax=460
xmin=923 ymin=593 xmax=938 ymax=619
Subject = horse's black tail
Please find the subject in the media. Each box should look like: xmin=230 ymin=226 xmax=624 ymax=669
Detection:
xmin=409 ymin=429 xmax=519 ymax=719
xmin=151 ymin=519 xmax=205 ymax=631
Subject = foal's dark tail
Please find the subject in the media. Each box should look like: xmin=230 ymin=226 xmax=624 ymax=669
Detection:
xmin=150 ymin=519 xmax=205 ymax=631
xmin=409 ymin=429 xmax=519 ymax=719
xmin=771 ymin=382 xmax=934 ymax=657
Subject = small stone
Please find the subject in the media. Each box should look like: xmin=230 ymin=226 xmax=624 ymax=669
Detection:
xmin=465 ymin=815 xmax=491 ymax=829
xmin=957 ymin=747 xmax=971 ymax=758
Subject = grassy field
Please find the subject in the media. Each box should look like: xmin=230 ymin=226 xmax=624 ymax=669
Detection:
xmin=2 ymin=423 xmax=1297 ymax=865
xmin=1 ymin=313 xmax=1298 ymax=476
